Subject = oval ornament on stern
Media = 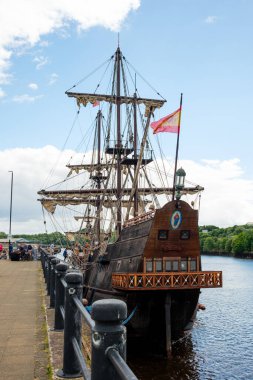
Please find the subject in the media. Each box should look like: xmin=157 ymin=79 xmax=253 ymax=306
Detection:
xmin=170 ymin=210 xmax=182 ymax=229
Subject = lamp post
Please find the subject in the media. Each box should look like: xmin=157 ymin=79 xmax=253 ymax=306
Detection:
xmin=8 ymin=171 xmax=13 ymax=257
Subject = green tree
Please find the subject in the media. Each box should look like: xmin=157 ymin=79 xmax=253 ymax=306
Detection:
xmin=218 ymin=237 xmax=227 ymax=252
xmin=225 ymin=238 xmax=232 ymax=253
xmin=232 ymin=233 xmax=245 ymax=254
xmin=242 ymin=230 xmax=253 ymax=252
xmin=203 ymin=237 xmax=216 ymax=252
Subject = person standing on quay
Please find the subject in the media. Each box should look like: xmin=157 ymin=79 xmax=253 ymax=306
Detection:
xmin=9 ymin=242 xmax=13 ymax=259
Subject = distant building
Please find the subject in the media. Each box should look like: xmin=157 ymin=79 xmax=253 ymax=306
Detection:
xmin=202 ymin=230 xmax=209 ymax=233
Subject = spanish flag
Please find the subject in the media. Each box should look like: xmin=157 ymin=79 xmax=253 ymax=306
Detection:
xmin=150 ymin=108 xmax=181 ymax=134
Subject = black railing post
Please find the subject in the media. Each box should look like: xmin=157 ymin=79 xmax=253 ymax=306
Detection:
xmin=44 ymin=253 xmax=50 ymax=284
xmin=91 ymin=299 xmax=127 ymax=380
xmin=49 ymin=257 xmax=60 ymax=308
xmin=47 ymin=255 xmax=54 ymax=296
xmin=54 ymin=262 xmax=69 ymax=331
xmin=41 ymin=249 xmax=46 ymax=278
xmin=45 ymin=252 xmax=49 ymax=283
xmin=57 ymin=271 xmax=83 ymax=378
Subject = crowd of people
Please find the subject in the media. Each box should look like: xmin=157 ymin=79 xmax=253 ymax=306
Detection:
xmin=6 ymin=242 xmax=38 ymax=261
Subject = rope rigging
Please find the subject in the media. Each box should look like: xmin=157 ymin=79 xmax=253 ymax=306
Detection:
xmin=65 ymin=56 xmax=114 ymax=93
xmin=39 ymin=46 xmax=203 ymax=254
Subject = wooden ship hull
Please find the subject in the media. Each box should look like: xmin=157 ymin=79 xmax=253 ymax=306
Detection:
xmin=80 ymin=200 xmax=222 ymax=355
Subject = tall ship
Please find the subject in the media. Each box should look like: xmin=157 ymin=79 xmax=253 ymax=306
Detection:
xmin=38 ymin=45 xmax=222 ymax=356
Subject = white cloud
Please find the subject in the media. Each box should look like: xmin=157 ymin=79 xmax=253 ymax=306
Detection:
xmin=12 ymin=94 xmax=43 ymax=103
xmin=39 ymin=40 xmax=49 ymax=47
xmin=33 ymin=55 xmax=49 ymax=70
xmin=205 ymin=16 xmax=218 ymax=24
xmin=0 ymin=0 xmax=140 ymax=84
xmin=0 ymin=87 xmax=6 ymax=98
xmin=28 ymin=83 xmax=38 ymax=90
xmin=49 ymin=73 xmax=58 ymax=85
xmin=0 ymin=146 xmax=81 ymax=234
xmin=0 ymin=147 xmax=253 ymax=234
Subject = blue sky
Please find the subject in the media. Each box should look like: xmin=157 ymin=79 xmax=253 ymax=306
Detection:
xmin=1 ymin=0 xmax=253 ymax=233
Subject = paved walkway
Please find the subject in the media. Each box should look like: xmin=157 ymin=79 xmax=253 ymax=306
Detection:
xmin=0 ymin=260 xmax=49 ymax=380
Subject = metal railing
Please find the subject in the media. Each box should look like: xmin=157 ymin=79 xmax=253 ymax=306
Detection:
xmin=40 ymin=248 xmax=138 ymax=380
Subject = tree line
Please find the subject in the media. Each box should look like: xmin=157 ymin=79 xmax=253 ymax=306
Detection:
xmin=199 ymin=224 xmax=253 ymax=257
xmin=0 ymin=231 xmax=67 ymax=246
xmin=1 ymin=224 xmax=253 ymax=257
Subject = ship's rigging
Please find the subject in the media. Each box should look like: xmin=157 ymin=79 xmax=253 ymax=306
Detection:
xmin=38 ymin=47 xmax=203 ymax=246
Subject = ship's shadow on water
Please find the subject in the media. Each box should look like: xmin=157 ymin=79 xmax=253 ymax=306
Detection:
xmin=128 ymin=333 xmax=200 ymax=380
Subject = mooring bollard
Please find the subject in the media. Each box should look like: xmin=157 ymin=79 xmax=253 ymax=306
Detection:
xmin=57 ymin=271 xmax=83 ymax=378
xmin=91 ymin=299 xmax=127 ymax=380
xmin=49 ymin=257 xmax=60 ymax=308
xmin=47 ymin=255 xmax=55 ymax=296
xmin=54 ymin=262 xmax=69 ymax=331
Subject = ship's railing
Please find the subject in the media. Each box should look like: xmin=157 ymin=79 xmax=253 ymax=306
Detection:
xmin=40 ymin=248 xmax=138 ymax=380
xmin=112 ymin=271 xmax=222 ymax=290
xmin=123 ymin=210 xmax=155 ymax=228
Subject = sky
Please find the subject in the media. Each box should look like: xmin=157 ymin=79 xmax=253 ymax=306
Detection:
xmin=1 ymin=0 xmax=253 ymax=234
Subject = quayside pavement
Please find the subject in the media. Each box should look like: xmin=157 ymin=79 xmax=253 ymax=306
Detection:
xmin=0 ymin=260 xmax=49 ymax=380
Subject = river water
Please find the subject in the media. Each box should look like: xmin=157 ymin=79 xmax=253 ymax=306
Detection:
xmin=129 ymin=256 xmax=253 ymax=380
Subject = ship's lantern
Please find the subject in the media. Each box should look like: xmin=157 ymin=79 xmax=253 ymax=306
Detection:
xmin=175 ymin=167 xmax=186 ymax=190
xmin=175 ymin=167 xmax=186 ymax=200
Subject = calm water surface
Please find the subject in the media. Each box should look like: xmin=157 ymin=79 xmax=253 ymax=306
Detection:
xmin=129 ymin=256 xmax=253 ymax=380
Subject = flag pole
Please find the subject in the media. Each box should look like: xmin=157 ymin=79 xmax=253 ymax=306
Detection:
xmin=172 ymin=93 xmax=183 ymax=200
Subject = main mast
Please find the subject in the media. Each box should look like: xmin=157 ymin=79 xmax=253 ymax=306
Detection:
xmin=133 ymin=93 xmax=138 ymax=217
xmin=116 ymin=47 xmax=122 ymax=234
xmin=96 ymin=110 xmax=102 ymax=241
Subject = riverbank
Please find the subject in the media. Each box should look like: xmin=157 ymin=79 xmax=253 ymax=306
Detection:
xmin=202 ymin=251 xmax=253 ymax=259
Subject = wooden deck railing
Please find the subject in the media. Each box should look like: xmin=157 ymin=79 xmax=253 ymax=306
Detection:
xmin=112 ymin=271 xmax=222 ymax=290
xmin=123 ymin=210 xmax=155 ymax=228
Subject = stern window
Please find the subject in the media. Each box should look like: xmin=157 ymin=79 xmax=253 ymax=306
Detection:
xmin=155 ymin=259 xmax=162 ymax=272
xmin=165 ymin=260 xmax=172 ymax=272
xmin=181 ymin=259 xmax=187 ymax=271
xmin=180 ymin=230 xmax=191 ymax=240
xmin=172 ymin=260 xmax=179 ymax=271
xmin=158 ymin=230 xmax=168 ymax=240
xmin=146 ymin=260 xmax=153 ymax=273
xmin=190 ymin=259 xmax=197 ymax=271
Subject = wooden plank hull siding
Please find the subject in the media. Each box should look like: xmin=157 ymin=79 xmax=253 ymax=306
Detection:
xmin=83 ymin=200 xmax=222 ymax=351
